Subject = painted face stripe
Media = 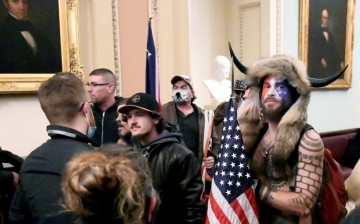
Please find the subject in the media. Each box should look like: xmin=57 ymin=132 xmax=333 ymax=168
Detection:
xmin=275 ymin=81 xmax=289 ymax=104
xmin=262 ymin=77 xmax=289 ymax=104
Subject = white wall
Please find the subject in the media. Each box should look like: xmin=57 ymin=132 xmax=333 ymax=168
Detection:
xmin=282 ymin=0 xmax=360 ymax=132
xmin=189 ymin=0 xmax=227 ymax=108
xmin=0 ymin=95 xmax=49 ymax=157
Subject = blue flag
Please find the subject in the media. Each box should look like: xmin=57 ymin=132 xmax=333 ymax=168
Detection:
xmin=146 ymin=18 xmax=157 ymax=99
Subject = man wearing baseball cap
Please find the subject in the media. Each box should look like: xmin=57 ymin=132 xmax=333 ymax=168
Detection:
xmin=118 ymin=92 xmax=205 ymax=224
xmin=213 ymin=79 xmax=249 ymax=146
xmin=162 ymin=75 xmax=220 ymax=168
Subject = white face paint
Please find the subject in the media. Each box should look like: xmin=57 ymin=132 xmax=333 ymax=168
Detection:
xmin=172 ymin=89 xmax=190 ymax=103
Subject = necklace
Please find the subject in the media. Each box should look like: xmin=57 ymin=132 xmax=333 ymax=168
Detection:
xmin=263 ymin=131 xmax=275 ymax=159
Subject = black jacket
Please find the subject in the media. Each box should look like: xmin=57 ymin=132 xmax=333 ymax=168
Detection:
xmin=141 ymin=131 xmax=205 ymax=224
xmin=9 ymin=125 xmax=97 ymax=224
xmin=0 ymin=147 xmax=23 ymax=223
xmin=91 ymin=96 xmax=125 ymax=145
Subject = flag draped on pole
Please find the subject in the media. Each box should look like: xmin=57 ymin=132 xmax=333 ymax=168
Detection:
xmin=206 ymin=99 xmax=259 ymax=224
xmin=145 ymin=18 xmax=161 ymax=105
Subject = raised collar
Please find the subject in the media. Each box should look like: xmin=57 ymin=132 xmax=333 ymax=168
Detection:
xmin=47 ymin=125 xmax=98 ymax=146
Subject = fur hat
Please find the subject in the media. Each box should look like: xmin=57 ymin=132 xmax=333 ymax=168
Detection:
xmin=238 ymin=54 xmax=311 ymax=182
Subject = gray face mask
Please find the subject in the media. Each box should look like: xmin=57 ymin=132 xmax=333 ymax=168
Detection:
xmin=172 ymin=89 xmax=190 ymax=103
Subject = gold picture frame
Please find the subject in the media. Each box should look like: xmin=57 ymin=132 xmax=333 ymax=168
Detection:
xmin=299 ymin=0 xmax=354 ymax=89
xmin=0 ymin=0 xmax=82 ymax=94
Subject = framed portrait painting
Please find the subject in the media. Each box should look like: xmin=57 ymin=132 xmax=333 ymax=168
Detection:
xmin=299 ymin=0 xmax=355 ymax=89
xmin=0 ymin=0 xmax=82 ymax=94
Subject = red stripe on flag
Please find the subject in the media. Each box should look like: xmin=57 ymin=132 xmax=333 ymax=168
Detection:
xmin=230 ymin=196 xmax=249 ymax=224
xmin=208 ymin=187 xmax=232 ymax=224
xmin=245 ymin=187 xmax=260 ymax=219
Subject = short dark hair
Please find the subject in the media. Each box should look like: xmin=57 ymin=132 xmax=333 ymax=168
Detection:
xmin=38 ymin=72 xmax=87 ymax=124
xmin=89 ymin=68 xmax=116 ymax=83
xmin=149 ymin=113 xmax=165 ymax=134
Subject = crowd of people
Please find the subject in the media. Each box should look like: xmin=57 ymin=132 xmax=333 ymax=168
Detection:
xmin=1 ymin=54 xmax=359 ymax=224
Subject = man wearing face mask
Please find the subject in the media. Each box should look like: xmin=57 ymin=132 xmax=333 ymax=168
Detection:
xmin=9 ymin=72 xmax=97 ymax=224
xmin=162 ymin=75 xmax=220 ymax=170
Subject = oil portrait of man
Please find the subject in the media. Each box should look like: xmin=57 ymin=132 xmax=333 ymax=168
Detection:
xmin=0 ymin=0 xmax=62 ymax=74
xmin=307 ymin=0 xmax=347 ymax=79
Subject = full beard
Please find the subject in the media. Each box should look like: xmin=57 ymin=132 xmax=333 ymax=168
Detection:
xmin=262 ymin=104 xmax=290 ymax=122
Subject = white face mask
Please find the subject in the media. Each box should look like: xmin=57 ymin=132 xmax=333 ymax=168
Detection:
xmin=172 ymin=89 xmax=190 ymax=103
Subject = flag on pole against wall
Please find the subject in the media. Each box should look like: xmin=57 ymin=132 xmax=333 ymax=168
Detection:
xmin=145 ymin=18 xmax=161 ymax=105
xmin=206 ymin=99 xmax=259 ymax=224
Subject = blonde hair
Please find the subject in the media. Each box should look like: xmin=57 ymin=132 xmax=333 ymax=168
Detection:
xmin=62 ymin=146 xmax=152 ymax=224
xmin=38 ymin=72 xmax=87 ymax=124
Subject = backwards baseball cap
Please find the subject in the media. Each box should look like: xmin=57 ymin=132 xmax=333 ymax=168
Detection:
xmin=171 ymin=75 xmax=193 ymax=89
xmin=118 ymin=92 xmax=160 ymax=114
xmin=234 ymin=79 xmax=248 ymax=91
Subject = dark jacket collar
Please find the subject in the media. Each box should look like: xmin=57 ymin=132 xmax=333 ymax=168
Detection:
xmin=47 ymin=125 xmax=98 ymax=146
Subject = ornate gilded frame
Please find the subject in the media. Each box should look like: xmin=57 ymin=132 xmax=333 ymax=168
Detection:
xmin=0 ymin=0 xmax=82 ymax=94
xmin=299 ymin=0 xmax=354 ymax=89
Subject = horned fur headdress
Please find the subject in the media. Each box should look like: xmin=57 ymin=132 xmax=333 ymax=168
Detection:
xmin=228 ymin=43 xmax=347 ymax=182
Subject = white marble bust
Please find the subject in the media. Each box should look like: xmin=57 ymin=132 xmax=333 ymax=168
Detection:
xmin=203 ymin=55 xmax=232 ymax=104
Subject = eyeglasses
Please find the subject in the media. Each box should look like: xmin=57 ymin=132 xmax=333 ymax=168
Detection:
xmin=85 ymin=83 xmax=111 ymax=88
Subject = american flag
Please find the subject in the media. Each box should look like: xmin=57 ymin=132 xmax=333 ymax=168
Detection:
xmin=206 ymin=99 xmax=259 ymax=224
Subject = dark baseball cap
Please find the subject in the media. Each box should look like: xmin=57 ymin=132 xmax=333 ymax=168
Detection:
xmin=171 ymin=75 xmax=193 ymax=89
xmin=234 ymin=79 xmax=248 ymax=91
xmin=117 ymin=93 xmax=160 ymax=114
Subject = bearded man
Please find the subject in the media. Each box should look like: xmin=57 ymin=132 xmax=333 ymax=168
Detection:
xmin=238 ymin=55 xmax=324 ymax=223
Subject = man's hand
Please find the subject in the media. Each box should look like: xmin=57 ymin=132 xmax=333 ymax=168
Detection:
xmin=12 ymin=172 xmax=19 ymax=187
xmin=204 ymin=156 xmax=215 ymax=169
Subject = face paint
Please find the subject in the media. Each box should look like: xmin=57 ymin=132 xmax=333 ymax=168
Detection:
xmin=274 ymin=81 xmax=289 ymax=105
xmin=261 ymin=76 xmax=289 ymax=105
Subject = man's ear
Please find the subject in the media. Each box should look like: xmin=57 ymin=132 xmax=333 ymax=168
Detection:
xmin=153 ymin=117 xmax=160 ymax=125
xmin=80 ymin=102 xmax=89 ymax=115
xmin=3 ymin=0 xmax=8 ymax=9
xmin=191 ymin=90 xmax=196 ymax=99
xmin=108 ymin=83 xmax=116 ymax=93
xmin=146 ymin=196 xmax=157 ymax=223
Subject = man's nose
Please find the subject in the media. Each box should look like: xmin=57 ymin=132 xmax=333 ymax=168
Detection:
xmin=127 ymin=116 xmax=136 ymax=124
xmin=19 ymin=2 xmax=26 ymax=9
xmin=267 ymin=87 xmax=276 ymax=96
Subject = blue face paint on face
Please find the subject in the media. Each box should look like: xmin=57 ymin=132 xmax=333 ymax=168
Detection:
xmin=274 ymin=81 xmax=289 ymax=105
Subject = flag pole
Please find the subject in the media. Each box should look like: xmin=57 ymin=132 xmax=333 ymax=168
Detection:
xmin=229 ymin=42 xmax=235 ymax=98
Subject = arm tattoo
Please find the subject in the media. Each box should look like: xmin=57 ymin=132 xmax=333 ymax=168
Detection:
xmin=263 ymin=187 xmax=276 ymax=202
xmin=291 ymin=131 xmax=323 ymax=208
